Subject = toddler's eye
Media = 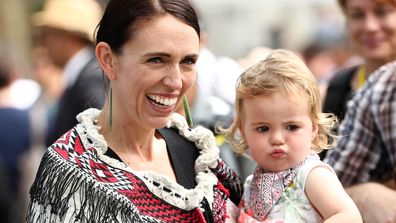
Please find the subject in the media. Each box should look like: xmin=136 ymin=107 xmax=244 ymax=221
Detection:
xmin=256 ymin=126 xmax=269 ymax=132
xmin=286 ymin=125 xmax=299 ymax=131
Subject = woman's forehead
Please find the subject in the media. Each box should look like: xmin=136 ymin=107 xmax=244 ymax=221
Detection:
xmin=123 ymin=15 xmax=199 ymax=53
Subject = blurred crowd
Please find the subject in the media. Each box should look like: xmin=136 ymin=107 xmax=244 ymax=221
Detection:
xmin=1 ymin=0 xmax=395 ymax=222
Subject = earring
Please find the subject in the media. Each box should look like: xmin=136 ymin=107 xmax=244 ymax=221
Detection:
xmin=183 ymin=96 xmax=193 ymax=128
xmin=109 ymin=85 xmax=113 ymax=129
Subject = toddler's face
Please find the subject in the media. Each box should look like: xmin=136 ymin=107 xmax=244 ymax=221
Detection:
xmin=240 ymin=91 xmax=318 ymax=172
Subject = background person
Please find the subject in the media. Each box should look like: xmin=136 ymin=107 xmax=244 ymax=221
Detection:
xmin=323 ymin=0 xmax=396 ymax=127
xmin=0 ymin=51 xmax=31 ymax=223
xmin=324 ymin=61 xmax=396 ymax=223
xmin=31 ymin=0 xmax=107 ymax=146
xmin=17 ymin=46 xmax=65 ymax=219
xmin=321 ymin=0 xmax=396 ymax=159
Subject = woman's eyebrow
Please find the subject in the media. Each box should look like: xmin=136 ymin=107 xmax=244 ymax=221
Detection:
xmin=143 ymin=52 xmax=171 ymax=58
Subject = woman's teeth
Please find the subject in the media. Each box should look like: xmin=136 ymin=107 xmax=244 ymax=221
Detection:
xmin=147 ymin=95 xmax=177 ymax=106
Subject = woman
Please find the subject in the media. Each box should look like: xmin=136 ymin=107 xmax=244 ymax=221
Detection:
xmin=321 ymin=0 xmax=396 ymax=158
xmin=27 ymin=0 xmax=242 ymax=222
xmin=323 ymin=0 xmax=396 ymax=122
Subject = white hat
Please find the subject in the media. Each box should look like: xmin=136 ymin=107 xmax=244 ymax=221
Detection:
xmin=32 ymin=0 xmax=102 ymax=42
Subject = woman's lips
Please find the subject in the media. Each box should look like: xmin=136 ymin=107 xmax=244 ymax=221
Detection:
xmin=361 ymin=37 xmax=384 ymax=49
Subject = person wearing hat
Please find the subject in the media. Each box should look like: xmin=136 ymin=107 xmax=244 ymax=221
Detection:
xmin=32 ymin=0 xmax=106 ymax=146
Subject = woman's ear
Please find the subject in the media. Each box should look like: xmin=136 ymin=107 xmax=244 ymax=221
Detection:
xmin=96 ymin=42 xmax=117 ymax=80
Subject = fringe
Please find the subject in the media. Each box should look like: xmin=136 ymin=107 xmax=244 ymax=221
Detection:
xmin=26 ymin=149 xmax=160 ymax=223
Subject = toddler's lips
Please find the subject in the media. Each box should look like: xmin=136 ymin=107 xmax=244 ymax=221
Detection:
xmin=270 ymin=149 xmax=286 ymax=159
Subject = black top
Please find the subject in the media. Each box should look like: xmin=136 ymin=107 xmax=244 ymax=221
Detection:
xmin=323 ymin=65 xmax=359 ymax=122
xmin=105 ymin=127 xmax=199 ymax=189
xmin=321 ymin=65 xmax=358 ymax=159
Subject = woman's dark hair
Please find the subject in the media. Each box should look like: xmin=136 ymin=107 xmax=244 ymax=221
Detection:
xmin=95 ymin=0 xmax=200 ymax=54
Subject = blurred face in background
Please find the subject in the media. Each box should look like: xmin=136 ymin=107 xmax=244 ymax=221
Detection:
xmin=344 ymin=0 xmax=396 ymax=62
xmin=40 ymin=27 xmax=72 ymax=68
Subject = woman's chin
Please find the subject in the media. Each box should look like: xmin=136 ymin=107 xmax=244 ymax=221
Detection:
xmin=362 ymin=49 xmax=394 ymax=62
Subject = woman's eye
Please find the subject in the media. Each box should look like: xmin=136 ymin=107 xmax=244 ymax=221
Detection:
xmin=148 ymin=57 xmax=163 ymax=63
xmin=348 ymin=10 xmax=364 ymax=20
xmin=256 ymin=126 xmax=269 ymax=132
xmin=375 ymin=6 xmax=395 ymax=17
xmin=181 ymin=57 xmax=197 ymax=65
xmin=286 ymin=125 xmax=299 ymax=131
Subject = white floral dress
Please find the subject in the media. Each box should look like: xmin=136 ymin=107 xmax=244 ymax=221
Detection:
xmin=242 ymin=154 xmax=334 ymax=223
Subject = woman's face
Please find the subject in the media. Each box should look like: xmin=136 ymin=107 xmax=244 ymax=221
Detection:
xmin=111 ymin=14 xmax=199 ymax=130
xmin=345 ymin=0 xmax=396 ymax=62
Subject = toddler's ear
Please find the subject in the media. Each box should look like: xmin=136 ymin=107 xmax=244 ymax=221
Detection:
xmin=239 ymin=123 xmax=246 ymax=141
xmin=312 ymin=122 xmax=319 ymax=139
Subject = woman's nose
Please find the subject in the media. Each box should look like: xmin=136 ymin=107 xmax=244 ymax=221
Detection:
xmin=363 ymin=13 xmax=381 ymax=32
xmin=163 ymin=65 xmax=182 ymax=89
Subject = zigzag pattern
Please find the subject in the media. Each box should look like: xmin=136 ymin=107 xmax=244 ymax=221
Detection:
xmin=49 ymin=128 xmax=229 ymax=222
xmin=120 ymin=172 xmax=205 ymax=222
xmin=212 ymin=183 xmax=228 ymax=222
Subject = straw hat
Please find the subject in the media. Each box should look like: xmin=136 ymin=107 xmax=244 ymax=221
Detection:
xmin=32 ymin=0 xmax=103 ymax=42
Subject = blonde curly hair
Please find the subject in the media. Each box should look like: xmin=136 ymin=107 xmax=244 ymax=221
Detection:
xmin=222 ymin=49 xmax=338 ymax=155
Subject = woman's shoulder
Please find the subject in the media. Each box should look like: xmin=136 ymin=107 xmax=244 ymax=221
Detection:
xmin=40 ymin=126 xmax=99 ymax=176
xmin=39 ymin=108 xmax=108 ymax=175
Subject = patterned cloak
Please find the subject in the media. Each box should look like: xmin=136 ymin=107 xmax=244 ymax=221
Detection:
xmin=27 ymin=109 xmax=242 ymax=222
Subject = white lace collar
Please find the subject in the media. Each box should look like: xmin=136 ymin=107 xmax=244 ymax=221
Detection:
xmin=75 ymin=108 xmax=220 ymax=210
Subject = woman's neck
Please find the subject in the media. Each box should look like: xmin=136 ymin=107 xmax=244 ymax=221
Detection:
xmin=365 ymin=60 xmax=387 ymax=75
xmin=97 ymin=109 xmax=158 ymax=160
xmin=98 ymin=113 xmax=174 ymax=180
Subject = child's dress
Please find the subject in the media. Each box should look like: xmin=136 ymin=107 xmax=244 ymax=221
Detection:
xmin=241 ymin=153 xmax=335 ymax=223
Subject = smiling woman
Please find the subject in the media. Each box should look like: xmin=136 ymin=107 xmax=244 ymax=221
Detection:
xmin=26 ymin=0 xmax=242 ymax=222
xmin=97 ymin=14 xmax=199 ymax=131
xmin=323 ymin=0 xmax=396 ymax=125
